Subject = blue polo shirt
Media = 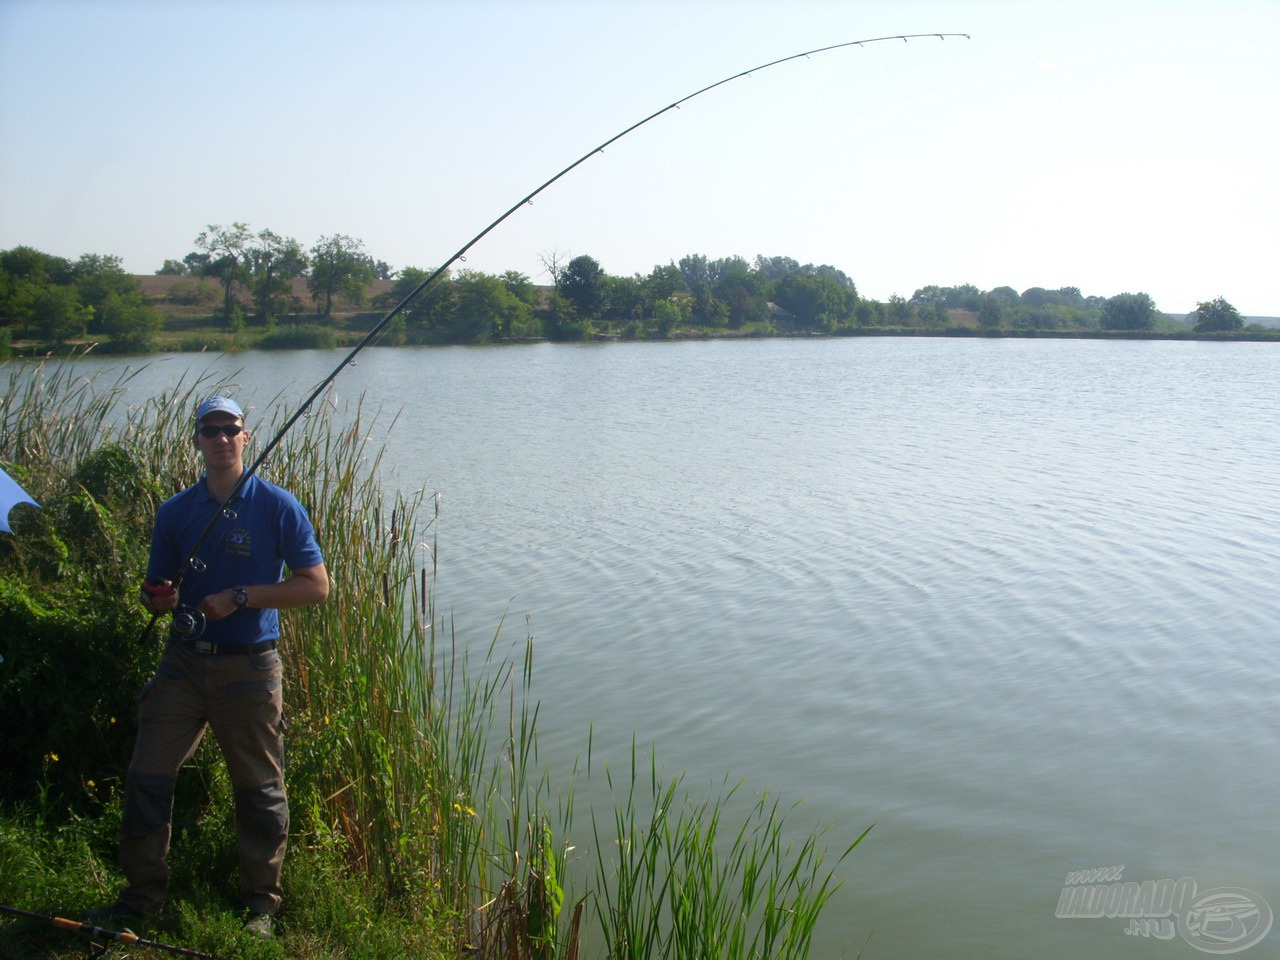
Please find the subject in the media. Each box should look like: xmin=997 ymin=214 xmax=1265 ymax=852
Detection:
xmin=147 ymin=473 xmax=324 ymax=647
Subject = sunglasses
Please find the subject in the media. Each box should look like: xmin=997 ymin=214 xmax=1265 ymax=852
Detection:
xmin=198 ymin=424 xmax=245 ymax=438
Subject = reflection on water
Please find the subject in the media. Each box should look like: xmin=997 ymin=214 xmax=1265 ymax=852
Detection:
xmin=25 ymin=338 xmax=1280 ymax=958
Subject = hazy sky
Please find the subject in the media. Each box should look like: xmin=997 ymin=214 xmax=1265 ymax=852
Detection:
xmin=2 ymin=0 xmax=1277 ymax=315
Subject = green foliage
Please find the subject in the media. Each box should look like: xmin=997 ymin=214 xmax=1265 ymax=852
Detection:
xmin=7 ymin=234 xmax=1270 ymax=349
xmin=377 ymin=265 xmax=454 ymax=333
xmin=887 ymin=293 xmax=914 ymax=325
xmin=0 ymin=438 xmax=169 ymax=811
xmin=309 ymin=234 xmax=375 ymax=319
xmin=1193 ymin=296 xmax=1244 ymax=333
xmin=193 ymin=222 xmax=254 ymax=326
xmin=249 ymin=229 xmax=309 ymax=324
xmin=255 ymin=325 xmax=339 ymax=350
xmin=541 ymin=292 xmax=592 ymax=341
xmin=772 ymin=272 xmax=856 ymax=332
xmin=452 ymin=270 xmax=534 ymax=342
xmin=31 ymin=284 xmax=92 ymax=344
xmin=98 ymin=290 xmax=162 ymax=352
xmin=557 ymin=254 xmax=606 ymax=322
xmin=1101 ymin=291 xmax=1157 ymax=331
xmin=586 ymin=745 xmax=869 ymax=960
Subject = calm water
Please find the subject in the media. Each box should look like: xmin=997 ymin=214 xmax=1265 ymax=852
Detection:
xmin=21 ymin=338 xmax=1280 ymax=958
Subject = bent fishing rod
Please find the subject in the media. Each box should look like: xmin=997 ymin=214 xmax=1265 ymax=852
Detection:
xmin=0 ymin=904 xmax=230 ymax=960
xmin=144 ymin=31 xmax=969 ymax=641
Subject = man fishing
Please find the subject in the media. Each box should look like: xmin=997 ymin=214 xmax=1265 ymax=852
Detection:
xmin=90 ymin=396 xmax=328 ymax=940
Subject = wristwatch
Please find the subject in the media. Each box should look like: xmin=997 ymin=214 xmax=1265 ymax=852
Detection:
xmin=232 ymin=586 xmax=250 ymax=610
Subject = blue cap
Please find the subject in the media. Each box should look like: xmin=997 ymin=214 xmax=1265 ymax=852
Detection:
xmin=196 ymin=396 xmax=244 ymax=421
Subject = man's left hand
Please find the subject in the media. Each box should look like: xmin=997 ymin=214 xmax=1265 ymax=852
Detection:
xmin=198 ymin=589 xmax=239 ymax=621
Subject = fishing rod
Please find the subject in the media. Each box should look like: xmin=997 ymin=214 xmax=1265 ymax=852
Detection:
xmin=0 ymin=904 xmax=230 ymax=960
xmin=146 ymin=31 xmax=969 ymax=641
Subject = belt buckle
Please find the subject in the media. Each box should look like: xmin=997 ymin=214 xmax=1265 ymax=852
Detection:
xmin=193 ymin=640 xmax=216 ymax=655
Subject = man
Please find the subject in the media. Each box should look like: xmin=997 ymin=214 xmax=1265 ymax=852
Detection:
xmin=92 ymin=396 xmax=328 ymax=940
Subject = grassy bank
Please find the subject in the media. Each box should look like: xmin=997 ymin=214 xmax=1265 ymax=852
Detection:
xmin=0 ymin=357 xmax=861 ymax=959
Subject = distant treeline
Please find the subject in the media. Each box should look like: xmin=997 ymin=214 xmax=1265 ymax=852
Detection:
xmin=1 ymin=223 xmax=1270 ymax=354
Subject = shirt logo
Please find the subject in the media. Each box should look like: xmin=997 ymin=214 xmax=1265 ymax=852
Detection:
xmin=224 ymin=527 xmax=253 ymax=557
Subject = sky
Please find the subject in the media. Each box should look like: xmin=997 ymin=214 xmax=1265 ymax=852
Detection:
xmin=1 ymin=0 xmax=1277 ymax=317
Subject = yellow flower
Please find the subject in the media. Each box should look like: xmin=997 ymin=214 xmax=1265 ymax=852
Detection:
xmin=87 ymin=780 xmax=96 ymax=788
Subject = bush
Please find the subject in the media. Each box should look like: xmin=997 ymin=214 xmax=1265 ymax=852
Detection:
xmin=256 ymin=325 xmax=339 ymax=350
xmin=0 ymin=445 xmax=167 ymax=812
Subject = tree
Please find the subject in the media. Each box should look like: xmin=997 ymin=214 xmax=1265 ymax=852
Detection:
xmin=1192 ymin=296 xmax=1244 ymax=333
xmin=855 ymin=300 xmax=885 ymax=327
xmin=887 ymin=293 xmax=914 ymax=326
xmin=541 ymin=292 xmax=591 ymax=341
xmin=773 ymin=274 xmax=857 ymax=332
xmin=1100 ymin=291 xmax=1156 ymax=331
xmin=1 ymin=246 xmax=72 ymax=331
xmin=650 ymin=298 xmax=683 ymax=338
xmin=71 ymin=253 xmax=140 ymax=334
xmin=191 ymin=223 xmax=253 ymax=327
xmin=376 ymin=266 xmax=453 ymax=331
xmin=248 ymin=230 xmax=308 ymax=324
xmin=538 ymin=248 xmax=569 ymax=285
xmin=32 ymin=284 xmax=91 ymax=344
xmin=0 ymin=245 xmax=73 ymax=285
xmin=308 ymin=234 xmax=374 ymax=319
xmin=1020 ymin=286 xmax=1054 ymax=308
xmin=557 ymin=255 xmax=605 ymax=322
xmin=948 ymin=284 xmax=983 ymax=310
xmin=451 ymin=270 xmax=533 ymax=342
xmin=677 ymin=254 xmax=711 ymax=291
xmin=646 ymin=263 xmax=685 ymax=300
xmin=182 ymin=252 xmax=210 ymax=276
xmin=752 ymin=254 xmax=801 ymax=282
xmin=99 ymin=290 xmax=161 ymax=352
xmin=156 ymin=259 xmax=188 ymax=275
xmin=911 ymin=285 xmax=948 ymax=306
xmin=605 ymin=274 xmax=647 ymax=324
xmin=500 ymin=270 xmax=538 ymax=307
xmin=690 ymin=283 xmax=729 ymax=326
xmin=712 ymin=262 xmax=769 ymax=328
xmin=978 ymin=294 xmax=1008 ymax=329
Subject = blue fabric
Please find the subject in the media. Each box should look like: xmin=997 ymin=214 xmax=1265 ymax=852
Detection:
xmin=147 ymin=474 xmax=323 ymax=647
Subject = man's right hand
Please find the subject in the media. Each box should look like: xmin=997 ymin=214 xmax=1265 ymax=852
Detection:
xmin=140 ymin=579 xmax=177 ymax=613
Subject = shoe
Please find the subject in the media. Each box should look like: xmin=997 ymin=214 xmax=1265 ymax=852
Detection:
xmin=243 ymin=911 xmax=274 ymax=940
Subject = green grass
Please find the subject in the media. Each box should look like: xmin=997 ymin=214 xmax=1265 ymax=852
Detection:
xmin=1 ymin=353 xmax=862 ymax=959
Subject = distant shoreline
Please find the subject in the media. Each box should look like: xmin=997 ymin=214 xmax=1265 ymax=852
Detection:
xmin=9 ymin=325 xmax=1279 ymax=360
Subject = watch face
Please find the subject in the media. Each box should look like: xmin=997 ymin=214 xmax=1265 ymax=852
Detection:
xmin=234 ymin=587 xmax=248 ymax=608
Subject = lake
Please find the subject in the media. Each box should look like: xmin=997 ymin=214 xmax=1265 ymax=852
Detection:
xmin=19 ymin=337 xmax=1279 ymax=958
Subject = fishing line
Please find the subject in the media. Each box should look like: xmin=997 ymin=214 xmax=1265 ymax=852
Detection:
xmin=146 ymin=31 xmax=969 ymax=637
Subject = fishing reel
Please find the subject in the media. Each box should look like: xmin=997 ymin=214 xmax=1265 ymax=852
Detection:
xmin=142 ymin=578 xmax=206 ymax=641
xmin=170 ymin=604 xmax=207 ymax=640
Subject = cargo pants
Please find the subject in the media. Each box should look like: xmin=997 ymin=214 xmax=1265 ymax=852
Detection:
xmin=118 ymin=642 xmax=289 ymax=915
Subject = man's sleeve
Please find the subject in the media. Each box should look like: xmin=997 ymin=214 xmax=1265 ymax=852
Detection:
xmin=278 ymin=493 xmax=324 ymax=571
